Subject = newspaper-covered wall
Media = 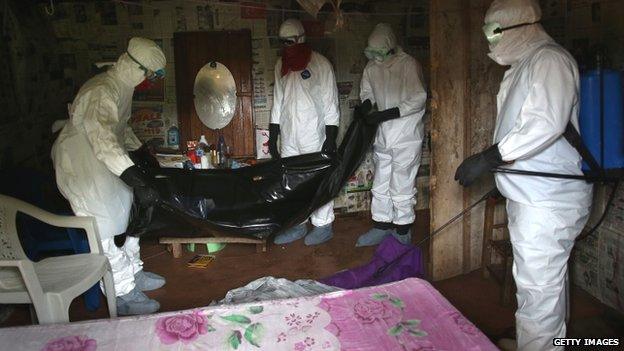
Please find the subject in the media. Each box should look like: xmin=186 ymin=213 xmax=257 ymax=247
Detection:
xmin=44 ymin=0 xmax=431 ymax=213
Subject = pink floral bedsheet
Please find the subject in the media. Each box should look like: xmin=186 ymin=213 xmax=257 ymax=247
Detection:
xmin=0 ymin=278 xmax=496 ymax=350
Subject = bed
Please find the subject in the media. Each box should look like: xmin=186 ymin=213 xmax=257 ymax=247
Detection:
xmin=0 ymin=278 xmax=497 ymax=350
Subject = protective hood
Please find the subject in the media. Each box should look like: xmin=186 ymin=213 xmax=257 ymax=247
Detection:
xmin=367 ymin=23 xmax=397 ymax=53
xmin=279 ymin=19 xmax=306 ymax=43
xmin=485 ymin=0 xmax=551 ymax=66
xmin=487 ymin=24 xmax=553 ymax=66
xmin=108 ymin=53 xmax=146 ymax=87
xmin=485 ymin=0 xmax=541 ymax=28
xmin=108 ymin=37 xmax=166 ymax=88
xmin=127 ymin=37 xmax=166 ymax=72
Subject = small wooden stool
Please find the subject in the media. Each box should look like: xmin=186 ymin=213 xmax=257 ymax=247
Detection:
xmin=481 ymin=192 xmax=515 ymax=306
xmin=160 ymin=237 xmax=267 ymax=258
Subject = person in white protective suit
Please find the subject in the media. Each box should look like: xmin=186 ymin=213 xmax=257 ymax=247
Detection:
xmin=52 ymin=37 xmax=168 ymax=316
xmin=269 ymin=19 xmax=340 ymax=246
xmin=454 ymin=1 xmax=593 ymax=350
xmin=355 ymin=23 xmax=427 ymax=247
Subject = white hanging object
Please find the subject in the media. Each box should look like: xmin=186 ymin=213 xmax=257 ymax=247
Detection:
xmin=296 ymin=0 xmax=329 ymax=18
xmin=296 ymin=0 xmax=344 ymax=31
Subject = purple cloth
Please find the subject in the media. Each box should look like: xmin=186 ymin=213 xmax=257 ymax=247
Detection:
xmin=320 ymin=235 xmax=424 ymax=289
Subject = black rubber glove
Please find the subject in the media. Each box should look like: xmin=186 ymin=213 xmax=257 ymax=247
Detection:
xmin=322 ymin=125 xmax=339 ymax=154
xmin=454 ymin=144 xmax=505 ymax=187
xmin=365 ymin=107 xmax=400 ymax=125
xmin=129 ymin=144 xmax=159 ymax=169
xmin=120 ymin=165 xmax=160 ymax=207
xmin=268 ymin=123 xmax=280 ymax=159
xmin=355 ymin=99 xmax=373 ymax=116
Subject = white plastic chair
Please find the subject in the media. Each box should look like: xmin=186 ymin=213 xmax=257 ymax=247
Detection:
xmin=0 ymin=194 xmax=117 ymax=324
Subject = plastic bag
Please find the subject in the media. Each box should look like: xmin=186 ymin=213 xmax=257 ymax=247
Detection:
xmin=129 ymin=103 xmax=377 ymax=239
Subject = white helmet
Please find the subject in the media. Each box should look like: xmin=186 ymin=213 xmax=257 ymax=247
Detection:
xmin=279 ymin=19 xmax=306 ymax=45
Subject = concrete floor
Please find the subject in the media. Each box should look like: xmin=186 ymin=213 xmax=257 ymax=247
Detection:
xmin=2 ymin=210 xmax=622 ymax=342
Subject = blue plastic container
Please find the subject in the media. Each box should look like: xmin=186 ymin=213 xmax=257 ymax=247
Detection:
xmin=579 ymin=69 xmax=624 ymax=171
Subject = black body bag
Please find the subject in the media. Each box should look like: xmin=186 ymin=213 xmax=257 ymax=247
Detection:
xmin=127 ymin=104 xmax=378 ymax=239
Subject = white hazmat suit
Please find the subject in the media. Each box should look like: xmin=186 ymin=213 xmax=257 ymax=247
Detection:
xmin=486 ymin=1 xmax=593 ymax=350
xmin=270 ymin=22 xmax=340 ymax=240
xmin=52 ymin=38 xmax=166 ymax=298
xmin=360 ymin=24 xmax=427 ymax=228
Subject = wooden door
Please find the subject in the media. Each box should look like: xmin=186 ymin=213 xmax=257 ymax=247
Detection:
xmin=174 ymin=30 xmax=255 ymax=157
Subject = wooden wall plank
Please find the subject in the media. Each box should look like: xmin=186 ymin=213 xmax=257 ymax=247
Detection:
xmin=429 ymin=0 xmax=502 ymax=280
xmin=467 ymin=0 xmax=505 ymax=270
xmin=429 ymin=0 xmax=469 ymax=280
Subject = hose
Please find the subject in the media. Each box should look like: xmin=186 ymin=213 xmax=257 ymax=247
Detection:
xmin=576 ymin=181 xmax=619 ymax=242
xmin=373 ymin=187 xmax=498 ymax=278
xmin=372 ymin=179 xmax=619 ymax=278
xmin=492 ymin=167 xmax=619 ymax=183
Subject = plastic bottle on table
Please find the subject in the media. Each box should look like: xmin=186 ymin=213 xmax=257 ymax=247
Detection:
xmin=217 ymin=134 xmax=227 ymax=167
xmin=167 ymin=122 xmax=180 ymax=150
xmin=200 ymin=155 xmax=210 ymax=169
xmin=199 ymin=135 xmax=208 ymax=149
xmin=196 ymin=135 xmax=208 ymax=158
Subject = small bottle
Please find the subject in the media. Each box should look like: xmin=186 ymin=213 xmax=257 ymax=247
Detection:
xmin=217 ymin=135 xmax=227 ymax=167
xmin=200 ymin=155 xmax=209 ymax=169
xmin=195 ymin=136 xmax=205 ymax=158
xmin=211 ymin=149 xmax=219 ymax=167
xmin=199 ymin=135 xmax=208 ymax=148
xmin=225 ymin=145 xmax=232 ymax=168
xmin=167 ymin=124 xmax=180 ymax=150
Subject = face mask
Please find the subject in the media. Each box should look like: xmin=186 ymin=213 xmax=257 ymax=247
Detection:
xmin=135 ymin=79 xmax=154 ymax=92
xmin=127 ymin=52 xmax=166 ymax=81
xmin=364 ymin=47 xmax=394 ymax=63
xmin=279 ymin=35 xmax=303 ymax=47
xmin=483 ymin=21 xmax=539 ymax=47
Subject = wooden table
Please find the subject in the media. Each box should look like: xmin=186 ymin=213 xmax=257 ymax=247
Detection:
xmin=159 ymin=236 xmax=267 ymax=258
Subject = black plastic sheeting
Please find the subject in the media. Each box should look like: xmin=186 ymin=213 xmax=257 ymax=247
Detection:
xmin=128 ymin=104 xmax=377 ymax=240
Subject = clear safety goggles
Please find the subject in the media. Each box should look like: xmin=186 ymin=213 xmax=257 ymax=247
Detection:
xmin=483 ymin=21 xmax=539 ymax=46
xmin=279 ymin=35 xmax=303 ymax=46
xmin=364 ymin=47 xmax=395 ymax=62
xmin=127 ymin=52 xmax=165 ymax=81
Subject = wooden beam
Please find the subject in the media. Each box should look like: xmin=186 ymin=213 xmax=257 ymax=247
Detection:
xmin=467 ymin=0 xmax=505 ymax=271
xmin=429 ymin=0 xmax=469 ymax=280
xmin=461 ymin=0 xmax=473 ymax=275
xmin=429 ymin=0 xmax=502 ymax=280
